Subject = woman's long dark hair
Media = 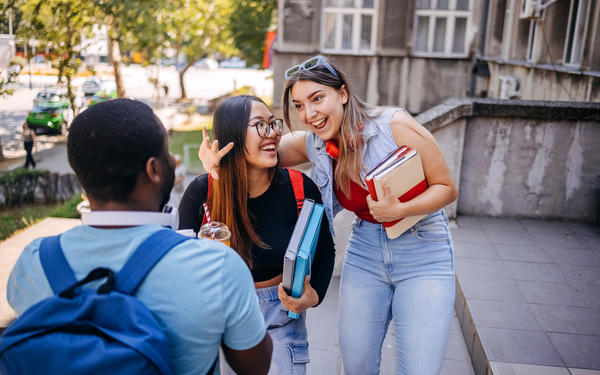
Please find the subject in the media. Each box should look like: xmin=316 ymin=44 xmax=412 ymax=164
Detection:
xmin=208 ymin=95 xmax=270 ymax=268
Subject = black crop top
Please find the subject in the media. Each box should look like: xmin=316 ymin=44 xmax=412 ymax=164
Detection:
xmin=178 ymin=167 xmax=335 ymax=305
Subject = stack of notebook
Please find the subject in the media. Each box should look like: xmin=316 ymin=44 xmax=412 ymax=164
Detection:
xmin=365 ymin=146 xmax=427 ymax=239
xmin=281 ymin=198 xmax=325 ymax=319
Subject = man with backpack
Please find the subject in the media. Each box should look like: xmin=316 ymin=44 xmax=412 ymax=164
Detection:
xmin=1 ymin=98 xmax=272 ymax=375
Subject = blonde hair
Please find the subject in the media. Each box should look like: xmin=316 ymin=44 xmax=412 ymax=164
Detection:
xmin=283 ymin=56 xmax=373 ymax=195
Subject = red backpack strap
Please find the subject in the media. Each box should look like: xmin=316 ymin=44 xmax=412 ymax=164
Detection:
xmin=202 ymin=175 xmax=213 ymax=226
xmin=287 ymin=168 xmax=304 ymax=215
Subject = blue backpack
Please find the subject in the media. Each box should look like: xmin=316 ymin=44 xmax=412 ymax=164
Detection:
xmin=0 ymin=229 xmax=214 ymax=375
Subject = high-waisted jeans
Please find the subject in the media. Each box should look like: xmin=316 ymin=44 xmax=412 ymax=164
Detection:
xmin=220 ymin=285 xmax=309 ymax=375
xmin=338 ymin=210 xmax=455 ymax=375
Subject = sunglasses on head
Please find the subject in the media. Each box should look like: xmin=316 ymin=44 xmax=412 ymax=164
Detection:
xmin=284 ymin=55 xmax=340 ymax=80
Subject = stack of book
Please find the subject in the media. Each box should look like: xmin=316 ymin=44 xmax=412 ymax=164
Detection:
xmin=281 ymin=199 xmax=325 ymax=319
xmin=365 ymin=146 xmax=427 ymax=239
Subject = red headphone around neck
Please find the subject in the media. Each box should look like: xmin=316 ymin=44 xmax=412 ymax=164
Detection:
xmin=325 ymin=140 xmax=339 ymax=159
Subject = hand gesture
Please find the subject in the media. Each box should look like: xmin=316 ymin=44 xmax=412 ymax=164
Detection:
xmin=198 ymin=127 xmax=234 ymax=180
xmin=366 ymin=180 xmax=403 ymax=222
xmin=278 ymin=276 xmax=319 ymax=315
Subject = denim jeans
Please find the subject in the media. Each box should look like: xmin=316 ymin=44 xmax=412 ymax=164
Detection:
xmin=338 ymin=210 xmax=455 ymax=375
xmin=220 ymin=286 xmax=309 ymax=375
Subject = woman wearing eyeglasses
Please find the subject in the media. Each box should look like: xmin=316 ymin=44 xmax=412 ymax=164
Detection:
xmin=178 ymin=95 xmax=335 ymax=375
xmin=200 ymin=57 xmax=457 ymax=374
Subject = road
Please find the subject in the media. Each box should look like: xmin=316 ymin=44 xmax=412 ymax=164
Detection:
xmin=0 ymin=64 xmax=273 ymax=159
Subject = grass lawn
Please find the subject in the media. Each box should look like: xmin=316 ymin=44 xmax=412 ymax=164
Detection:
xmin=0 ymin=195 xmax=82 ymax=241
xmin=168 ymin=130 xmax=211 ymax=175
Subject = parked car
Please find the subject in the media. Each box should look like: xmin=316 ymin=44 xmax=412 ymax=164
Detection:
xmin=194 ymin=58 xmax=218 ymax=69
xmin=219 ymin=57 xmax=246 ymax=69
xmin=88 ymin=82 xmax=118 ymax=106
xmin=81 ymin=78 xmax=103 ymax=96
xmin=26 ymin=88 xmax=73 ymax=134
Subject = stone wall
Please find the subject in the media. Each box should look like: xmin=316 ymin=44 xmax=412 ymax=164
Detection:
xmin=418 ymin=98 xmax=600 ymax=222
xmin=0 ymin=172 xmax=82 ymax=206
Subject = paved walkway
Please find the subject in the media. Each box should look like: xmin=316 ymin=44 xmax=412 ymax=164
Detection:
xmin=452 ymin=216 xmax=600 ymax=375
xmin=0 ymin=218 xmax=80 ymax=328
xmin=306 ymin=276 xmax=475 ymax=375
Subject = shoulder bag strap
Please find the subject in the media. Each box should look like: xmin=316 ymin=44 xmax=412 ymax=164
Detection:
xmin=115 ymin=229 xmax=189 ymax=295
xmin=39 ymin=235 xmax=78 ymax=295
xmin=287 ymin=168 xmax=305 ymax=215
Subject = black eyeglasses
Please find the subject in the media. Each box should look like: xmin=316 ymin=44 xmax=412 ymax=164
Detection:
xmin=249 ymin=118 xmax=283 ymax=138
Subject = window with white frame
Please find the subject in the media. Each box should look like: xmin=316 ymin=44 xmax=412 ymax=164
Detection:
xmin=322 ymin=0 xmax=378 ymax=54
xmin=563 ymin=0 xmax=589 ymax=66
xmin=413 ymin=0 xmax=471 ymax=57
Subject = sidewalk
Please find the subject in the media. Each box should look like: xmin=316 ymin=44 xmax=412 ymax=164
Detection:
xmin=0 ymin=141 xmax=72 ymax=174
xmin=306 ymin=277 xmax=475 ymax=375
xmin=452 ymin=216 xmax=600 ymax=375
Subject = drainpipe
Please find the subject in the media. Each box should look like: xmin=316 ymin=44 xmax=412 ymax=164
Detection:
xmin=469 ymin=0 xmax=490 ymax=97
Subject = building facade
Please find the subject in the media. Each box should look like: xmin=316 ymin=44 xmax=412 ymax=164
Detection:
xmin=272 ymin=0 xmax=600 ymax=114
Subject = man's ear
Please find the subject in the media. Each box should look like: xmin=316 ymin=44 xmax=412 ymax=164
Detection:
xmin=145 ymin=157 xmax=162 ymax=183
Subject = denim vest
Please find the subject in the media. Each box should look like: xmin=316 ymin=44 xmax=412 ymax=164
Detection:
xmin=305 ymin=107 xmax=404 ymax=236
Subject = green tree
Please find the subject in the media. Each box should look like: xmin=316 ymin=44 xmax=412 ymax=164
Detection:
xmin=163 ymin=0 xmax=237 ymax=101
xmin=0 ymin=1 xmax=23 ymax=34
xmin=20 ymin=0 xmax=96 ymax=113
xmin=229 ymin=0 xmax=277 ymax=67
xmin=92 ymin=0 xmax=166 ymax=98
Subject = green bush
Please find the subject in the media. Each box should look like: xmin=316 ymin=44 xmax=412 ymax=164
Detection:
xmin=0 ymin=169 xmax=49 ymax=208
xmin=0 ymin=193 xmax=83 ymax=241
xmin=0 ymin=205 xmax=54 ymax=241
xmin=48 ymin=194 xmax=83 ymax=218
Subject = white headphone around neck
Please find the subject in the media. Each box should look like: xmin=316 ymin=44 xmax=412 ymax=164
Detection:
xmin=81 ymin=205 xmax=179 ymax=230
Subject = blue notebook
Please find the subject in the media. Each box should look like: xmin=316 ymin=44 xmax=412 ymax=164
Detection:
xmin=288 ymin=203 xmax=324 ymax=319
xmin=282 ymin=199 xmax=315 ymax=294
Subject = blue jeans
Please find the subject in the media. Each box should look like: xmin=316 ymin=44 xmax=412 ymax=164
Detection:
xmin=338 ymin=210 xmax=455 ymax=375
xmin=220 ymin=286 xmax=309 ymax=375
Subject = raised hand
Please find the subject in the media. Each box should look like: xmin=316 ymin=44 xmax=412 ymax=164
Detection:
xmin=198 ymin=127 xmax=234 ymax=179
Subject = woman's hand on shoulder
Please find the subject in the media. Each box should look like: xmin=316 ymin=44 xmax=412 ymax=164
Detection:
xmin=277 ymin=276 xmax=318 ymax=315
xmin=198 ymin=127 xmax=234 ymax=180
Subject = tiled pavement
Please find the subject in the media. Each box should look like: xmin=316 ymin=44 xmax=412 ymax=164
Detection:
xmin=306 ymin=276 xmax=476 ymax=375
xmin=452 ymin=216 xmax=600 ymax=375
xmin=306 ymin=215 xmax=600 ymax=374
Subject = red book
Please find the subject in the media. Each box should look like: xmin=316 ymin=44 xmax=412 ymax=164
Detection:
xmin=365 ymin=147 xmax=427 ymax=239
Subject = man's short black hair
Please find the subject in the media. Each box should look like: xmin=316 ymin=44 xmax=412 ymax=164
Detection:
xmin=67 ymin=98 xmax=166 ymax=203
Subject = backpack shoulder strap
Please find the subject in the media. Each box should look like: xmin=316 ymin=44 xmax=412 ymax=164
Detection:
xmin=39 ymin=235 xmax=78 ymax=295
xmin=115 ymin=229 xmax=189 ymax=295
xmin=287 ymin=168 xmax=305 ymax=214
xmin=202 ymin=174 xmax=213 ymax=226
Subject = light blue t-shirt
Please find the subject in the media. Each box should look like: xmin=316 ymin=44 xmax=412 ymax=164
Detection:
xmin=7 ymin=224 xmax=267 ymax=375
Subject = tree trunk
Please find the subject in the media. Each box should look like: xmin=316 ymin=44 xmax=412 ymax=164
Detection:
xmin=178 ymin=70 xmax=186 ymax=100
xmin=66 ymin=73 xmax=77 ymax=115
xmin=108 ymin=34 xmax=126 ymax=98
xmin=178 ymin=62 xmax=193 ymax=101
xmin=0 ymin=141 xmax=5 ymax=161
